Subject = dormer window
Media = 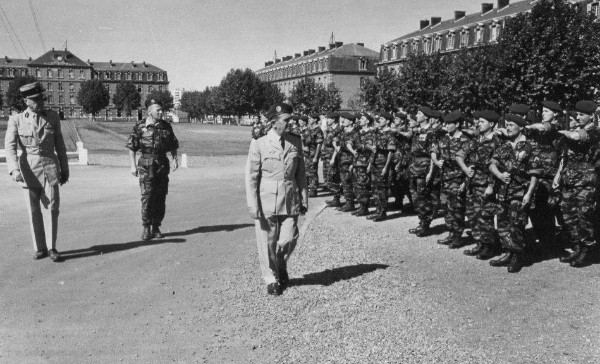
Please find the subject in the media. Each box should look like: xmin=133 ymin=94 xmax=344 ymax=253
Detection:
xmin=382 ymin=47 xmax=389 ymax=61
xmin=460 ymin=29 xmax=470 ymax=48
xmin=446 ymin=32 xmax=455 ymax=50
xmin=433 ymin=36 xmax=442 ymax=52
xmin=36 ymin=68 xmax=41 ymax=77
xmin=392 ymin=45 xmax=398 ymax=59
xmin=400 ymin=43 xmax=407 ymax=58
xmin=591 ymin=2 xmax=599 ymax=17
xmin=490 ymin=22 xmax=500 ymax=42
xmin=358 ymin=58 xmax=368 ymax=71
xmin=412 ymin=41 xmax=419 ymax=53
xmin=475 ymin=26 xmax=484 ymax=43
xmin=423 ymin=38 xmax=431 ymax=55
xmin=69 ymin=68 xmax=74 ymax=79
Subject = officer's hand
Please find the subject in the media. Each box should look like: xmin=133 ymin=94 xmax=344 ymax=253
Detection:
xmin=299 ymin=205 xmax=308 ymax=215
xmin=11 ymin=170 xmax=24 ymax=183
xmin=59 ymin=171 xmax=69 ymax=185
xmin=131 ymin=166 xmax=138 ymax=177
xmin=500 ymin=172 xmax=511 ymax=184
xmin=495 ymin=128 xmax=508 ymax=136
xmin=312 ymin=157 xmax=318 ymax=164
xmin=466 ymin=166 xmax=475 ymax=178
xmin=172 ymin=158 xmax=179 ymax=172
xmin=249 ymin=210 xmax=263 ymax=220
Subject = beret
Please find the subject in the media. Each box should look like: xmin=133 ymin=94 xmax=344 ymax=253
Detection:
xmin=443 ymin=110 xmax=464 ymax=124
xmin=339 ymin=112 xmax=355 ymax=120
xmin=326 ymin=111 xmax=339 ymax=119
xmin=503 ymin=113 xmax=527 ymax=127
xmin=541 ymin=101 xmax=562 ymax=113
xmin=299 ymin=115 xmax=308 ymax=122
xmin=20 ymin=82 xmax=45 ymax=99
xmin=378 ymin=111 xmax=393 ymax=120
xmin=417 ymin=105 xmax=436 ymax=118
xmin=394 ymin=112 xmax=408 ymax=121
xmin=575 ymin=100 xmax=597 ymax=115
xmin=266 ymin=103 xmax=293 ymax=120
xmin=508 ymin=103 xmax=530 ymax=116
xmin=308 ymin=113 xmax=320 ymax=119
xmin=361 ymin=113 xmax=374 ymax=123
xmin=473 ymin=110 xmax=500 ymax=122
xmin=430 ymin=109 xmax=442 ymax=119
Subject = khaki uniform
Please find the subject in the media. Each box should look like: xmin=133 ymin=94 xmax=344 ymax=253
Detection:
xmin=4 ymin=109 xmax=69 ymax=252
xmin=245 ymin=129 xmax=307 ymax=284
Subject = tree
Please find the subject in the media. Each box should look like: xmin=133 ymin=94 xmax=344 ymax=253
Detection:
xmin=78 ymin=79 xmax=110 ymax=119
xmin=260 ymin=82 xmax=285 ymax=112
xmin=6 ymin=75 xmax=38 ymax=112
xmin=289 ymin=78 xmax=342 ymax=114
xmin=145 ymin=90 xmax=174 ymax=111
xmin=218 ymin=68 xmax=266 ymax=120
xmin=359 ymin=68 xmax=402 ymax=112
xmin=112 ymin=81 xmax=141 ymax=118
xmin=321 ymin=83 xmax=342 ymax=112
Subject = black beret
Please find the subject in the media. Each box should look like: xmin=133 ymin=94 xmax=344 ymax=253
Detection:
xmin=473 ymin=110 xmax=500 ymax=123
xmin=430 ymin=109 xmax=442 ymax=119
xmin=508 ymin=103 xmax=530 ymax=116
xmin=308 ymin=113 xmax=320 ymax=119
xmin=20 ymin=82 xmax=45 ymax=99
xmin=394 ymin=112 xmax=408 ymax=121
xmin=504 ymin=113 xmax=527 ymax=127
xmin=541 ymin=101 xmax=562 ymax=113
xmin=266 ymin=103 xmax=293 ymax=120
xmin=339 ymin=112 xmax=355 ymax=120
xmin=326 ymin=111 xmax=339 ymax=119
xmin=417 ymin=105 xmax=436 ymax=118
xmin=575 ymin=100 xmax=597 ymax=115
xmin=378 ymin=111 xmax=393 ymax=121
xmin=443 ymin=110 xmax=464 ymax=124
xmin=360 ymin=113 xmax=374 ymax=123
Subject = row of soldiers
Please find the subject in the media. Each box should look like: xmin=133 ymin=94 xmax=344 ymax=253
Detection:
xmin=250 ymin=100 xmax=600 ymax=272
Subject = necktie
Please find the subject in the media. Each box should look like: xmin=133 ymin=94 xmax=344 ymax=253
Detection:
xmin=280 ymin=136 xmax=285 ymax=150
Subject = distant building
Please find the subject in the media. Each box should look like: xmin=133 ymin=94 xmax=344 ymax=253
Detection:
xmin=378 ymin=0 xmax=599 ymax=73
xmin=0 ymin=48 xmax=169 ymax=118
xmin=172 ymin=88 xmax=184 ymax=109
xmin=255 ymin=40 xmax=379 ymax=110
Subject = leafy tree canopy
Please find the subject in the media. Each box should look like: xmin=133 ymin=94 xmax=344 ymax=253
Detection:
xmin=112 ymin=82 xmax=141 ymax=116
xmin=145 ymin=90 xmax=174 ymax=111
xmin=6 ymin=75 xmax=39 ymax=112
xmin=77 ymin=79 xmax=110 ymax=118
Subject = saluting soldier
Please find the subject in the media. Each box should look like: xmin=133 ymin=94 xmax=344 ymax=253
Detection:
xmin=322 ymin=113 xmax=343 ymax=207
xmin=458 ymin=110 xmax=502 ymax=259
xmin=368 ymin=112 xmax=396 ymax=222
xmin=489 ymin=113 xmax=541 ymax=273
xmin=555 ymin=100 xmax=600 ymax=267
xmin=126 ymin=100 xmax=179 ymax=241
xmin=4 ymin=82 xmax=69 ymax=262
xmin=334 ymin=113 xmax=359 ymax=212
xmin=429 ymin=110 xmax=447 ymax=219
xmin=352 ymin=113 xmax=376 ymax=217
xmin=390 ymin=112 xmax=413 ymax=213
xmin=433 ymin=111 xmax=471 ymax=248
xmin=304 ymin=114 xmax=323 ymax=197
xmin=245 ymin=103 xmax=308 ymax=296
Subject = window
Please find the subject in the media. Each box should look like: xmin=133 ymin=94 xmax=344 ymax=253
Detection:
xmin=147 ymin=73 xmax=153 ymax=81
xmin=475 ymin=26 xmax=484 ymax=43
xmin=58 ymin=82 xmax=64 ymax=91
xmin=490 ymin=24 xmax=500 ymax=42
xmin=591 ymin=2 xmax=599 ymax=17
xmin=69 ymin=82 xmax=74 ymax=92
xmin=105 ymin=71 xmax=110 ymax=80
xmin=423 ymin=39 xmax=431 ymax=55
xmin=126 ymin=72 xmax=131 ymax=80
xmin=0 ymin=68 xmax=3 ymax=76
xmin=392 ymin=45 xmax=398 ymax=59
xmin=382 ymin=47 xmax=388 ymax=61
xmin=69 ymin=94 xmax=75 ymax=105
xmin=47 ymin=69 xmax=53 ymax=78
xmin=158 ymin=85 xmax=162 ymax=92
xmin=138 ymin=72 xmax=143 ymax=81
xmin=70 ymin=108 xmax=75 ymax=117
xmin=47 ymin=95 xmax=54 ymax=104
xmin=8 ymin=68 xmax=14 ymax=77
xmin=47 ymin=82 xmax=53 ymax=91
xmin=411 ymin=41 xmax=419 ymax=53
xmin=36 ymin=68 xmax=41 ymax=77
xmin=158 ymin=73 xmax=164 ymax=81
xmin=323 ymin=60 xmax=328 ymax=71
xmin=137 ymin=86 xmax=142 ymax=93
xmin=434 ymin=36 xmax=442 ymax=52
xmin=57 ymin=69 xmax=63 ymax=78
xmin=80 ymin=69 xmax=85 ymax=79
xmin=69 ymin=69 xmax=74 ymax=79
xmin=116 ymin=72 xmax=121 ymax=80
xmin=460 ymin=30 xmax=469 ymax=48
xmin=400 ymin=43 xmax=407 ymax=58
xmin=59 ymin=95 xmax=64 ymax=104
xmin=358 ymin=58 xmax=368 ymax=71
xmin=148 ymin=85 xmax=152 ymax=93
xmin=447 ymin=32 xmax=455 ymax=50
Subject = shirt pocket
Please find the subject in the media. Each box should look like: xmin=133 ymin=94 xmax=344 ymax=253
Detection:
xmin=262 ymin=151 xmax=281 ymax=173
xmin=18 ymin=127 xmax=35 ymax=146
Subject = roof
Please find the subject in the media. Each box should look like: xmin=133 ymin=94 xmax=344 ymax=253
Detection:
xmin=383 ymin=0 xmax=591 ymax=46
xmin=257 ymin=43 xmax=379 ymax=72
xmin=1 ymin=57 xmax=30 ymax=67
xmin=29 ymin=49 xmax=90 ymax=67
xmin=91 ymin=61 xmax=165 ymax=72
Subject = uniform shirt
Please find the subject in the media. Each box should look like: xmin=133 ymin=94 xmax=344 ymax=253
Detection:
xmin=457 ymin=132 xmax=501 ymax=187
xmin=431 ymin=130 xmax=470 ymax=180
xmin=354 ymin=127 xmax=376 ymax=167
xmin=525 ymin=122 xmax=561 ymax=179
xmin=339 ymin=127 xmax=359 ymax=166
xmin=125 ymin=118 xmax=179 ymax=171
xmin=559 ymin=124 xmax=600 ymax=188
xmin=490 ymin=134 xmax=541 ymax=200
xmin=391 ymin=127 xmax=412 ymax=170
xmin=372 ymin=128 xmax=397 ymax=168
xmin=321 ymin=125 xmax=341 ymax=160
xmin=306 ymin=125 xmax=324 ymax=160
xmin=409 ymin=125 xmax=435 ymax=177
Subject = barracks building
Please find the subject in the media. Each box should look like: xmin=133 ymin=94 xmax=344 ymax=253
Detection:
xmin=378 ymin=0 xmax=600 ymax=73
xmin=255 ymin=40 xmax=379 ymax=110
xmin=0 ymin=48 xmax=169 ymax=118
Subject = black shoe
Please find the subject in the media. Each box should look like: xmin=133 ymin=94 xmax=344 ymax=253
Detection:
xmin=448 ymin=237 xmax=464 ymax=249
xmin=416 ymin=227 xmax=431 ymax=237
xmin=437 ymin=234 xmax=455 ymax=245
xmin=559 ymin=244 xmax=582 ymax=263
xmin=279 ymin=269 xmax=289 ymax=286
xmin=464 ymin=242 xmax=483 ymax=256
xmin=408 ymin=225 xmax=423 ymax=234
xmin=372 ymin=213 xmax=387 ymax=222
xmin=33 ymin=249 xmax=48 ymax=260
xmin=152 ymin=226 xmax=164 ymax=239
xmin=326 ymin=198 xmax=343 ymax=208
xmin=48 ymin=249 xmax=61 ymax=262
xmin=308 ymin=191 xmax=317 ymax=198
xmin=507 ymin=252 xmax=525 ymax=273
xmin=341 ymin=202 xmax=356 ymax=212
xmin=476 ymin=245 xmax=497 ymax=260
xmin=267 ymin=282 xmax=281 ymax=296
xmin=355 ymin=207 xmax=370 ymax=217
xmin=366 ymin=212 xmax=379 ymax=220
xmin=490 ymin=252 xmax=513 ymax=267
xmin=570 ymin=246 xmax=591 ymax=268
xmin=141 ymin=226 xmax=152 ymax=241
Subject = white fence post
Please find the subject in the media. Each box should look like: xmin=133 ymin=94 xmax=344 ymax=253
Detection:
xmin=181 ymin=153 xmax=188 ymax=168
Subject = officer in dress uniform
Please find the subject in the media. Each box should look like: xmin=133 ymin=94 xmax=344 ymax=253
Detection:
xmin=126 ymin=100 xmax=179 ymax=241
xmin=245 ymin=103 xmax=308 ymax=296
xmin=4 ymin=82 xmax=69 ymax=262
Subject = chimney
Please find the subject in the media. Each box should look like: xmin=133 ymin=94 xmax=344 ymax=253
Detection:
xmin=265 ymin=62 xmax=269 ymax=67
xmin=28 ymin=56 xmax=32 ymax=61
xmin=318 ymin=46 xmax=325 ymax=52
xmin=329 ymin=43 xmax=336 ymax=49
xmin=143 ymin=61 xmax=147 ymax=67
xmin=431 ymin=17 xmax=442 ymax=26
xmin=308 ymin=49 xmax=315 ymax=55
xmin=454 ymin=11 xmax=466 ymax=20
xmin=497 ymin=0 xmax=509 ymax=9
xmin=275 ymin=58 xmax=281 ymax=63
xmin=303 ymin=50 xmax=309 ymax=56
xmin=357 ymin=42 xmax=364 ymax=47
xmin=295 ymin=53 xmax=301 ymax=58
xmin=4 ymin=56 xmax=8 ymax=62
xmin=335 ymin=42 xmax=343 ymax=47
xmin=481 ymin=3 xmax=494 ymax=13
xmin=131 ymin=61 xmax=135 ymax=67
xmin=420 ymin=20 xmax=430 ymax=29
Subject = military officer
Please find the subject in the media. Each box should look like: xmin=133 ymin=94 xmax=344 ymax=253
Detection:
xmin=4 ymin=82 xmax=69 ymax=262
xmin=322 ymin=112 xmax=343 ymax=207
xmin=126 ymin=100 xmax=179 ymax=241
xmin=245 ymin=103 xmax=308 ymax=296
xmin=368 ymin=112 xmax=396 ymax=222
xmin=334 ymin=112 xmax=359 ymax=212
xmin=305 ymin=113 xmax=323 ymax=197
xmin=390 ymin=112 xmax=413 ymax=212
xmin=352 ymin=113 xmax=376 ymax=217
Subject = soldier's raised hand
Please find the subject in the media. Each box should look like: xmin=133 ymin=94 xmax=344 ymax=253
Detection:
xmin=500 ymin=172 xmax=511 ymax=184
xmin=465 ymin=165 xmax=475 ymax=178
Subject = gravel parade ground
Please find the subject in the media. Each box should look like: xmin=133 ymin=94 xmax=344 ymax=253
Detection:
xmin=0 ymin=123 xmax=598 ymax=363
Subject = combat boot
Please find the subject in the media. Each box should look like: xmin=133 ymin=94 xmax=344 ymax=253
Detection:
xmin=415 ymin=223 xmax=431 ymax=237
xmin=559 ymin=244 xmax=582 ymax=263
xmin=366 ymin=211 xmax=379 ymax=220
xmin=507 ymin=252 xmax=525 ymax=273
xmin=490 ymin=252 xmax=513 ymax=267
xmin=372 ymin=212 xmax=387 ymax=222
xmin=308 ymin=190 xmax=317 ymax=198
xmin=476 ymin=245 xmax=497 ymax=260
xmin=152 ymin=225 xmax=164 ymax=239
xmin=464 ymin=241 xmax=483 ymax=256
xmin=340 ymin=200 xmax=356 ymax=212
xmin=326 ymin=196 xmax=343 ymax=208
xmin=408 ymin=222 xmax=423 ymax=235
xmin=448 ymin=236 xmax=464 ymax=249
xmin=570 ymin=246 xmax=591 ymax=268
xmin=141 ymin=226 xmax=152 ymax=241
xmin=437 ymin=233 xmax=455 ymax=245
xmin=355 ymin=204 xmax=370 ymax=217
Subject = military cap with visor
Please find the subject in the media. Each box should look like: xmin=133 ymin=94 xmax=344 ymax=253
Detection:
xmin=20 ymin=82 xmax=45 ymax=99
xmin=266 ymin=103 xmax=293 ymax=120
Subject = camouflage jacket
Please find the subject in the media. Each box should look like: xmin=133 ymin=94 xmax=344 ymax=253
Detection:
xmin=457 ymin=133 xmax=501 ymax=187
xmin=431 ymin=130 xmax=470 ymax=181
xmin=126 ymin=118 xmax=179 ymax=171
xmin=560 ymin=126 xmax=600 ymax=188
xmin=409 ymin=125 xmax=435 ymax=177
xmin=354 ymin=127 xmax=376 ymax=167
xmin=490 ymin=136 xmax=541 ymax=200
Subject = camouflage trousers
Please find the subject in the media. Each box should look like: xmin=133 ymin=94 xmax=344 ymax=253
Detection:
xmin=497 ymin=199 xmax=529 ymax=253
xmin=305 ymin=157 xmax=319 ymax=195
xmin=371 ymin=166 xmax=389 ymax=212
xmin=390 ymin=167 xmax=411 ymax=205
xmin=353 ymin=166 xmax=371 ymax=205
xmin=410 ymin=176 xmax=435 ymax=225
xmin=322 ymin=157 xmax=341 ymax=196
xmin=138 ymin=167 xmax=169 ymax=227
xmin=561 ymin=186 xmax=597 ymax=247
xmin=529 ymin=178 xmax=561 ymax=246
xmin=442 ymin=178 xmax=466 ymax=235
xmin=465 ymin=186 xmax=497 ymax=246
xmin=340 ymin=163 xmax=355 ymax=202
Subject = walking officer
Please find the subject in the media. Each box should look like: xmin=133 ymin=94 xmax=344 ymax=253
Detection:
xmin=4 ymin=82 xmax=69 ymax=262
xmin=126 ymin=100 xmax=179 ymax=241
xmin=245 ymin=103 xmax=308 ymax=296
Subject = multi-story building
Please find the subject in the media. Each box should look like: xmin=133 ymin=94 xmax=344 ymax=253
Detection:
xmin=172 ymin=88 xmax=184 ymax=109
xmin=255 ymin=41 xmax=379 ymax=110
xmin=0 ymin=48 xmax=168 ymax=118
xmin=378 ymin=0 xmax=599 ymax=73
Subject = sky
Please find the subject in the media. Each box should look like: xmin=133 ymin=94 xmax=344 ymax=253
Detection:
xmin=1 ymin=0 xmax=491 ymax=91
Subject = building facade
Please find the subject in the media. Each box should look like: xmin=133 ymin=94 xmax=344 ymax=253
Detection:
xmin=0 ymin=48 xmax=168 ymax=118
xmin=255 ymin=41 xmax=379 ymax=110
xmin=378 ymin=0 xmax=600 ymax=73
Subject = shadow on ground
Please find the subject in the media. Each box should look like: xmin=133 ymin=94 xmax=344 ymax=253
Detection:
xmin=163 ymin=223 xmax=254 ymax=237
xmin=289 ymin=263 xmax=389 ymax=287
xmin=60 ymin=238 xmax=187 ymax=261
